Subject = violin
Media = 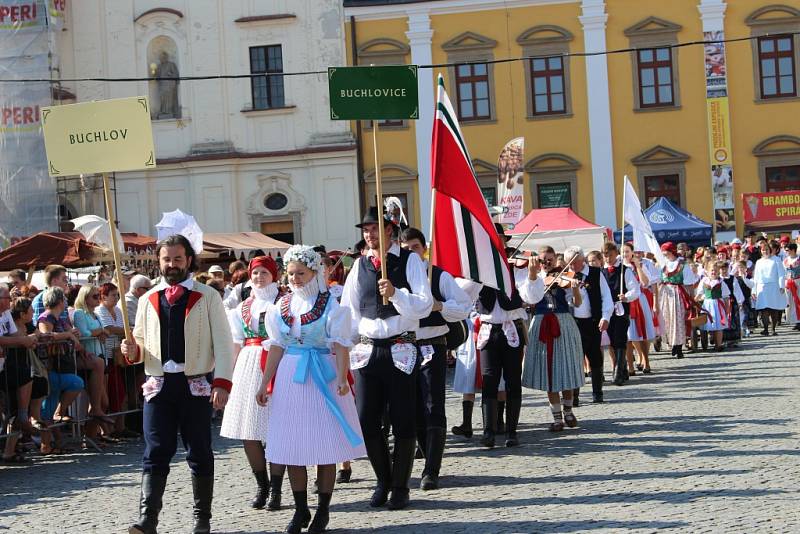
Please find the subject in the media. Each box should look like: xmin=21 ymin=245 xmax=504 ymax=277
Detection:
xmin=543 ymin=269 xmax=586 ymax=289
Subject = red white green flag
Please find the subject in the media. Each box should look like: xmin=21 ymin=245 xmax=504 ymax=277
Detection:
xmin=430 ymin=74 xmax=513 ymax=296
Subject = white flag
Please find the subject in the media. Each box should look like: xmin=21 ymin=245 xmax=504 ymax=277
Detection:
xmin=622 ymin=176 xmax=665 ymax=265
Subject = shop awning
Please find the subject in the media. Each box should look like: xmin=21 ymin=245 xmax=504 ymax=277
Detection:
xmin=507 ymin=207 xmax=609 ymax=253
xmin=743 ymin=190 xmax=800 ymax=231
xmin=202 ymin=232 xmax=291 ymax=258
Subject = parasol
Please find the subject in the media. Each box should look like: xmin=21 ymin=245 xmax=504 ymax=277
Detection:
xmin=70 ymin=215 xmax=125 ymax=253
xmin=155 ymin=209 xmax=204 ymax=254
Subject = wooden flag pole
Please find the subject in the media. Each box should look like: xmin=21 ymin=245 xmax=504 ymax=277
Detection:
xmin=427 ymin=187 xmax=437 ymax=282
xmin=101 ymin=172 xmax=132 ymax=341
xmin=372 ymin=122 xmax=389 ymax=305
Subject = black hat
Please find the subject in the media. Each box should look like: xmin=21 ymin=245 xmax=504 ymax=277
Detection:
xmin=356 ymin=206 xmax=395 ymax=229
xmin=495 ymin=222 xmax=510 ymax=242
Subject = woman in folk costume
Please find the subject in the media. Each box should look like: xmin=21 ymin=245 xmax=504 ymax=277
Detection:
xmin=220 ymin=256 xmax=287 ymax=511
xmin=695 ymin=260 xmax=731 ymax=351
xmin=783 ymin=243 xmax=800 ymax=330
xmin=753 ymin=240 xmax=786 ymax=336
xmin=521 ymin=258 xmax=585 ymax=431
xmin=720 ymin=261 xmax=744 ymax=346
xmin=621 ymin=243 xmax=656 ymax=374
xmin=658 ymin=242 xmax=699 ymax=359
xmin=256 ymin=245 xmax=365 ymax=534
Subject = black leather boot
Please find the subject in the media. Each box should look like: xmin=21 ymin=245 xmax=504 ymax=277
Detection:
xmin=420 ymin=427 xmax=446 ymax=490
xmin=191 ymin=475 xmax=213 ymax=534
xmin=286 ymin=491 xmax=311 ymax=534
xmin=591 ymin=366 xmax=604 ymax=403
xmin=496 ymin=400 xmax=506 ymax=435
xmin=504 ymin=398 xmax=521 ymax=447
xmin=451 ymin=400 xmax=473 ymax=438
xmin=251 ymin=470 xmax=269 ymax=509
xmin=267 ymin=473 xmax=283 ymax=510
xmin=480 ymin=399 xmax=497 ymax=448
xmin=387 ymin=437 xmax=415 ymax=510
xmin=364 ymin=436 xmax=392 ymax=507
xmin=307 ymin=492 xmax=331 ymax=534
xmin=572 ymin=388 xmax=580 ymax=408
xmin=613 ymin=349 xmax=626 ymax=386
xmin=128 ymin=472 xmax=167 ymax=534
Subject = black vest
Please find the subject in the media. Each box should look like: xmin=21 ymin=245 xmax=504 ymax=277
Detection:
xmin=477 ymin=285 xmax=523 ymax=315
xmin=604 ymin=263 xmax=630 ymax=312
xmin=419 ymin=265 xmax=447 ymax=328
xmin=357 ymin=249 xmax=412 ymax=320
xmin=532 ymin=286 xmax=570 ymax=315
xmin=722 ymin=275 xmax=735 ymax=296
xmin=579 ymin=266 xmax=603 ymax=321
xmin=239 ymin=283 xmax=252 ymax=302
xmin=159 ymin=289 xmax=189 ymax=364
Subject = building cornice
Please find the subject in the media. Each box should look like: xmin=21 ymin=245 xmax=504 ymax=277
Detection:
xmin=346 ymin=0 xmax=577 ymax=21
xmin=156 ymin=144 xmax=356 ymax=166
xmin=698 ymin=0 xmax=726 ymax=33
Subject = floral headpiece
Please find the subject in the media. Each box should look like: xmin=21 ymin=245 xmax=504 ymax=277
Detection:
xmin=283 ymin=245 xmax=322 ymax=272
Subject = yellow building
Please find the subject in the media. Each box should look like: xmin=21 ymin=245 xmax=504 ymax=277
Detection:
xmin=344 ymin=0 xmax=800 ymax=238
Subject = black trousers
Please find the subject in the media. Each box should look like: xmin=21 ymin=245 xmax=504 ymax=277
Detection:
xmin=415 ymin=342 xmax=447 ymax=430
xmin=480 ymin=325 xmax=522 ymax=402
xmin=575 ymin=317 xmax=603 ymax=397
xmin=142 ymin=372 xmax=214 ymax=477
xmin=608 ymin=313 xmax=630 ymax=350
xmin=355 ymin=343 xmax=418 ymax=440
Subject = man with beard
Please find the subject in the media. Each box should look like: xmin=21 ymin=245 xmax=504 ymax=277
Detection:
xmin=121 ymin=234 xmax=233 ymax=534
xmin=340 ymin=207 xmax=433 ymax=510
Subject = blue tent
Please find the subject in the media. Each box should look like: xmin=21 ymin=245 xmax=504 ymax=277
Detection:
xmin=613 ymin=197 xmax=713 ymax=247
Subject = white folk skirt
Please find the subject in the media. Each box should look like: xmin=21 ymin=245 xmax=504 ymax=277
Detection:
xmin=220 ymin=345 xmax=269 ymax=441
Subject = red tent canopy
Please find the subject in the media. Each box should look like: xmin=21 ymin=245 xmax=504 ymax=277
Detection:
xmin=509 ymin=207 xmax=601 ymax=235
xmin=0 ymin=232 xmax=157 ymax=270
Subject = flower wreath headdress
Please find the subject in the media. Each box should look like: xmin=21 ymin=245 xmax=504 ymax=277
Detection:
xmin=283 ymin=245 xmax=328 ymax=293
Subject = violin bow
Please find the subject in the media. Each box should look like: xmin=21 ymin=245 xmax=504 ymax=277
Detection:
xmin=507 ymin=224 xmax=539 ymax=260
xmin=543 ymin=252 xmax=580 ymax=294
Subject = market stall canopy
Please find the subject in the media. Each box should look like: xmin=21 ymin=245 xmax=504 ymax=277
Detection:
xmin=613 ymin=197 xmax=712 ymax=247
xmin=742 ymin=190 xmax=800 ymax=231
xmin=201 ymin=232 xmax=291 ymax=259
xmin=507 ymin=207 xmax=609 ymax=253
xmin=0 ymin=232 xmax=158 ymax=270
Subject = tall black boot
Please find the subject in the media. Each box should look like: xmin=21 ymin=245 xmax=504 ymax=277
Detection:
xmin=504 ymin=398 xmax=521 ymax=447
xmin=420 ymin=427 xmax=446 ymax=490
xmin=613 ymin=349 xmax=626 ymax=386
xmin=129 ymin=472 xmax=167 ymax=534
xmin=191 ymin=475 xmax=213 ymax=534
xmin=307 ymin=492 xmax=331 ymax=534
xmin=572 ymin=388 xmax=580 ymax=408
xmin=387 ymin=437 xmax=415 ymax=510
xmin=250 ymin=470 xmax=269 ymax=509
xmin=590 ymin=366 xmax=604 ymax=403
xmin=364 ymin=436 xmax=392 ymax=507
xmin=451 ymin=400 xmax=473 ymax=438
xmin=496 ymin=400 xmax=506 ymax=435
xmin=267 ymin=472 xmax=283 ymax=510
xmin=415 ymin=425 xmax=427 ymax=459
xmin=286 ymin=491 xmax=311 ymax=534
xmin=480 ymin=399 xmax=497 ymax=448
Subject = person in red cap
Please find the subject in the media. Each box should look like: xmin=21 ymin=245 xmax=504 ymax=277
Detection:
xmin=658 ymin=241 xmax=698 ymax=358
xmin=220 ymin=255 xmax=287 ymax=512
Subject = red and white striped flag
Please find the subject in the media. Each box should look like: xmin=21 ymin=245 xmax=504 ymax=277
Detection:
xmin=430 ymin=74 xmax=513 ymax=296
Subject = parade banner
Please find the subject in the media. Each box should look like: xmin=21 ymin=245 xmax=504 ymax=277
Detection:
xmin=704 ymin=31 xmax=736 ymax=240
xmin=742 ymin=190 xmax=800 ymax=225
xmin=328 ymin=65 xmax=419 ymax=120
xmin=495 ymin=137 xmax=525 ymax=230
xmin=41 ymin=96 xmax=157 ymax=176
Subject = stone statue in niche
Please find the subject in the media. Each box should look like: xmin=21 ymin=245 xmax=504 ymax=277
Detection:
xmin=151 ymin=51 xmax=179 ymax=118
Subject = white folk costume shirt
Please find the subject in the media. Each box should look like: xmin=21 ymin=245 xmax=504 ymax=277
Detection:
xmin=152 ymin=276 xmax=196 ymax=373
xmin=605 ymin=258 xmax=641 ymax=303
xmin=695 ymin=277 xmax=731 ymax=299
xmin=478 ymin=271 xmax=542 ymax=325
xmin=224 ymin=280 xmax=253 ymax=310
xmin=753 ymin=257 xmax=786 ymax=310
xmin=722 ymin=275 xmax=745 ymax=305
xmin=228 ymin=283 xmax=279 ymax=346
xmin=641 ymin=258 xmax=661 ymax=288
xmin=340 ymin=243 xmax=433 ymax=340
xmin=415 ymin=263 xmax=473 ymax=340
xmin=571 ymin=264 xmax=614 ymax=321
xmin=264 ymin=285 xmax=352 ymax=350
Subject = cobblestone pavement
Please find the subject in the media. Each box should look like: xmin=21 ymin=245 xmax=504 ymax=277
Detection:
xmin=3 ymin=326 xmax=799 ymax=534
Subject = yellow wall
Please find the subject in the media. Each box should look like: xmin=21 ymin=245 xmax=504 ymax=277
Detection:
xmin=346 ymin=0 xmax=800 ymax=234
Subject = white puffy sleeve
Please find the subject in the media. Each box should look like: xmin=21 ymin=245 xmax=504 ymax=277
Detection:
xmin=325 ymin=297 xmax=353 ymax=348
xmin=227 ymin=305 xmax=245 ymax=346
xmin=263 ymin=302 xmax=289 ymax=350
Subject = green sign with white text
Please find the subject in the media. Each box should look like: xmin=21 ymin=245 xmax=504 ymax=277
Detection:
xmin=328 ymin=65 xmax=419 ymax=120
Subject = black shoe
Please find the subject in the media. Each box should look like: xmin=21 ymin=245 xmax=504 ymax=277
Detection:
xmin=504 ymin=398 xmax=521 ymax=448
xmin=364 ymin=436 xmax=391 ymax=507
xmin=505 ymin=433 xmax=519 ymax=447
xmin=761 ymin=329 xmax=769 ymax=336
xmin=335 ymin=468 xmax=352 ymax=484
xmin=451 ymin=424 xmax=473 ymax=438
xmin=573 ymin=394 xmax=580 ymax=408
xmin=191 ymin=475 xmax=213 ymax=534
xmin=387 ymin=487 xmax=410 ymax=510
xmin=480 ymin=400 xmax=497 ymax=449
xmin=387 ymin=437 xmax=415 ymax=509
xmin=286 ymin=491 xmax=311 ymax=534
xmin=129 ymin=472 xmax=167 ymax=534
xmin=420 ymin=427 xmax=446 ymax=491
xmin=451 ymin=400 xmax=473 ymax=438
xmin=267 ymin=474 xmax=283 ymax=510
xmin=307 ymin=492 xmax=331 ymax=534
xmin=251 ymin=470 xmax=269 ymax=509
xmin=592 ymin=395 xmax=604 ymax=404
xmin=794 ymin=324 xmax=800 ymax=331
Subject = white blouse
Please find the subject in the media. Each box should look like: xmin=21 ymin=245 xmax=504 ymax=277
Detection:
xmin=264 ymin=285 xmax=352 ymax=350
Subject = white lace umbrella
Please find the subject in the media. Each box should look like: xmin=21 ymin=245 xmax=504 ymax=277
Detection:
xmin=70 ymin=215 xmax=125 ymax=253
xmin=155 ymin=209 xmax=204 ymax=254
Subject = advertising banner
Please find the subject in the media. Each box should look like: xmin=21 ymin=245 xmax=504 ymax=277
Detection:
xmin=495 ymin=137 xmax=524 ymax=229
xmin=742 ymin=190 xmax=800 ymax=226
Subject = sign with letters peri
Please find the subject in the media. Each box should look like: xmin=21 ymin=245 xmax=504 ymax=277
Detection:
xmin=328 ymin=65 xmax=419 ymax=120
xmin=40 ymin=96 xmax=156 ymax=176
